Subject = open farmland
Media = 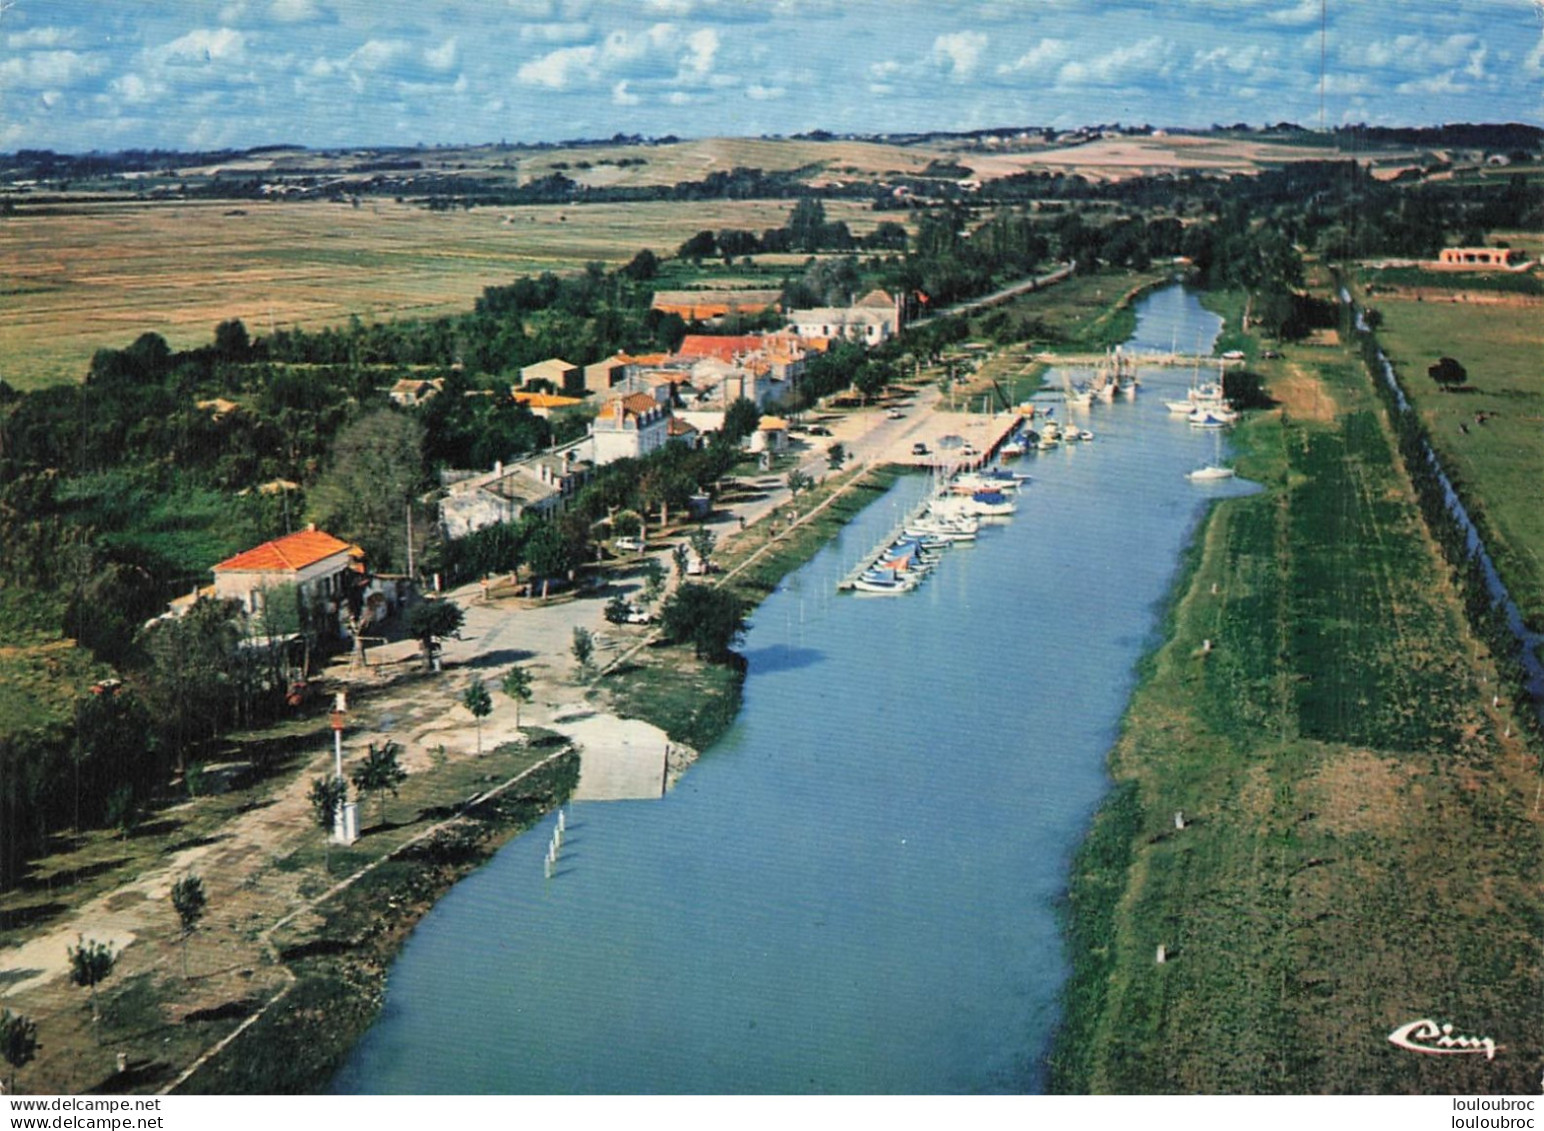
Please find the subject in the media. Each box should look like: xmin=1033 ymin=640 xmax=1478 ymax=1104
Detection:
xmin=1364 ymin=289 xmax=1544 ymax=629
xmin=0 ymin=196 xmax=883 ymax=389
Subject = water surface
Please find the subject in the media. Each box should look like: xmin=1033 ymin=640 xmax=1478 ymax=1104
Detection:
xmin=333 ymin=286 xmax=1242 ymax=1094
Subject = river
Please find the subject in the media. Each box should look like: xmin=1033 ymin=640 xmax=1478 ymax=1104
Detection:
xmin=331 ymin=284 xmax=1247 ymax=1094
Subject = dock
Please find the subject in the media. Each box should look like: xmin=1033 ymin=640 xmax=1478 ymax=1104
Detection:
xmin=836 ymin=512 xmax=923 ymax=592
xmin=1033 ymin=351 xmax=1240 ymax=368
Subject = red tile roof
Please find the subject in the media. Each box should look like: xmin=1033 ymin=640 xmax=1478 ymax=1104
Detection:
xmin=677 ymin=335 xmax=767 ymax=362
xmin=214 ymin=529 xmax=357 ymax=573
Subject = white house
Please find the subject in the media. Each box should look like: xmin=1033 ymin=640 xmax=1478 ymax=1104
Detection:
xmin=590 ymin=392 xmax=671 ymax=466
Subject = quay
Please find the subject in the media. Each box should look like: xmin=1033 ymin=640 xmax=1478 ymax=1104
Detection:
xmin=1032 ymin=351 xmax=1240 ymax=368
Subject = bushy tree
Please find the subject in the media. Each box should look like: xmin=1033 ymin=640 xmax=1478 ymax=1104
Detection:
xmin=660 ymin=583 xmax=748 ymax=662
xmin=308 ymin=409 xmax=426 ymax=571
xmin=1 ymin=1009 xmax=39 ymax=1094
xmin=571 ymin=626 xmax=595 ymax=677
xmin=1428 ymin=356 xmax=1468 ymax=390
xmin=67 ymin=937 xmax=117 ymax=1037
xmin=170 ymin=874 xmax=207 ymax=980
xmin=308 ymin=776 xmax=347 ymax=871
xmin=408 ymin=599 xmax=464 ymax=669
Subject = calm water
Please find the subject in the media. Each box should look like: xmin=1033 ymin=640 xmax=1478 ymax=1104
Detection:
xmin=332 ymin=285 xmax=1245 ymax=1094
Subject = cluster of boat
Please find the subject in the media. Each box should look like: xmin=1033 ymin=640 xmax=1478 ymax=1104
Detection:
xmin=1171 ymin=365 xmax=1238 ymax=480
xmin=848 ymin=469 xmax=1027 ymax=594
xmin=999 ymin=412 xmax=1093 ymax=456
xmin=1064 ymin=348 xmax=1140 ymax=408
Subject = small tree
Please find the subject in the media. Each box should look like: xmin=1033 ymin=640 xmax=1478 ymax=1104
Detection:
xmin=308 ymin=776 xmax=347 ymax=871
xmin=671 ymin=542 xmax=690 ymax=579
xmin=571 ymin=626 xmax=595 ymax=677
xmin=604 ymin=593 xmax=632 ymax=625
xmin=827 ymin=442 xmax=846 ymax=470
xmin=67 ymin=937 xmax=116 ymax=1039
xmin=350 ymin=740 xmax=408 ymax=828
xmin=641 ymin=557 xmax=666 ymax=604
xmin=1428 ymin=356 xmax=1468 ymax=390
xmin=688 ymin=527 xmax=717 ymax=573
xmin=500 ymin=666 xmax=533 ymax=731
xmin=0 ymin=1009 xmax=38 ymax=1094
xmin=408 ymin=599 xmax=464 ymax=670
xmin=461 ymin=677 xmax=493 ymax=755
xmin=170 ymin=874 xmax=207 ymax=980
xmin=786 ymin=469 xmax=814 ymax=498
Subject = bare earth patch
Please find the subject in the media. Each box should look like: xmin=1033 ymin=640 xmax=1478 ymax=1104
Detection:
xmin=1272 ymin=364 xmax=1338 ymax=423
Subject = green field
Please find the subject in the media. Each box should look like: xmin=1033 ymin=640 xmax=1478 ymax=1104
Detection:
xmin=0 ymin=197 xmax=886 ymax=390
xmin=1365 ymin=293 xmax=1544 ymax=629
xmin=1053 ymin=321 xmax=1542 ymax=1094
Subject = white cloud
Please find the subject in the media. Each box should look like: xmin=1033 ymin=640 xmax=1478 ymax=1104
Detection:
xmin=162 ymin=28 xmax=248 ymax=65
xmin=746 ymin=83 xmax=784 ymax=100
xmin=1360 ymin=33 xmax=1478 ymax=71
xmin=270 ymin=0 xmax=326 ymax=22
xmin=0 ymin=50 xmax=106 ymax=88
xmin=679 ymin=28 xmax=720 ymax=79
xmin=1396 ymin=72 xmax=1467 ymax=95
xmin=425 ymin=38 xmax=458 ymax=72
xmin=1464 ymin=43 xmax=1487 ymax=81
xmin=111 ymin=73 xmax=157 ymax=104
xmin=1058 ymin=35 xmax=1169 ymax=87
xmin=1525 ymin=35 xmax=1544 ymax=79
xmin=932 ymin=30 xmax=987 ymax=79
xmin=1193 ymin=44 xmax=1268 ymax=75
xmin=997 ymin=39 xmax=1069 ymax=76
xmin=1267 ymin=0 xmax=1319 ymax=26
xmin=612 ymin=79 xmax=640 ymax=105
xmin=349 ymin=40 xmax=412 ymax=72
xmin=6 ymin=27 xmax=78 ymax=49
xmin=644 ymin=0 xmax=695 ymax=12
xmin=520 ymin=22 xmax=593 ymax=44
xmin=518 ymin=44 xmax=596 ymax=89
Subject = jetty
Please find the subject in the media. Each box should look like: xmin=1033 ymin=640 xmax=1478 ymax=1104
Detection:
xmin=1033 ymin=351 xmax=1241 ymax=368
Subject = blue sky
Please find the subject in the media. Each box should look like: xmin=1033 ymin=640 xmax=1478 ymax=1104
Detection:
xmin=2 ymin=0 xmax=1540 ymax=152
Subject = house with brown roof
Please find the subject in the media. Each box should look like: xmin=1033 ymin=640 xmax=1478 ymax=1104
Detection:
xmin=513 ymin=390 xmax=584 ymax=418
xmin=590 ymin=391 xmax=671 ymax=466
xmin=520 ymin=357 xmax=583 ymax=395
xmin=388 ymin=378 xmax=443 ymax=406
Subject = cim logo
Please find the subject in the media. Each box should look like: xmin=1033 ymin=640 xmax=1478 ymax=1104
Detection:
xmin=1388 ymin=1018 xmax=1499 ymax=1060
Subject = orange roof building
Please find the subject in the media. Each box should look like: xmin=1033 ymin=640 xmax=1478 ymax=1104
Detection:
xmin=650 ymin=289 xmax=782 ymax=322
xmin=514 ymin=391 xmax=584 ymax=417
xmin=211 ymin=527 xmax=360 ymax=615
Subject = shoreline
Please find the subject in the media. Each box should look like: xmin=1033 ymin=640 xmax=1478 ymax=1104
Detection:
xmin=1046 ymin=287 xmax=1542 ymax=1093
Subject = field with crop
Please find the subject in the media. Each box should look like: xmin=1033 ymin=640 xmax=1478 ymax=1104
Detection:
xmin=1053 ymin=312 xmax=1542 ymax=1094
xmin=1363 ymin=291 xmax=1544 ymax=628
xmin=0 ymin=196 xmax=885 ymax=389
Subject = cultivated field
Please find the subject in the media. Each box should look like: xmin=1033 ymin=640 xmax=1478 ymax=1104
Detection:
xmin=0 ymin=197 xmax=883 ymax=389
xmin=1365 ymin=289 xmax=1544 ymax=628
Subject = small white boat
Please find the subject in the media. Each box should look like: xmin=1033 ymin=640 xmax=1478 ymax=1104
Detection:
xmin=1186 ymin=465 xmax=1236 ymax=481
xmin=1187 ymin=408 xmax=1235 ymax=428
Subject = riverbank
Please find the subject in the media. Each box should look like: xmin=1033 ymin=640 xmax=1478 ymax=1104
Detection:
xmin=1050 ymin=293 xmax=1542 ymax=1093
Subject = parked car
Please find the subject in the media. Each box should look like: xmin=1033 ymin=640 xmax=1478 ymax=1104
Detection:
xmin=807 ymin=424 xmax=832 ymax=436
xmin=911 ymin=441 xmax=929 ymax=456
xmin=1262 ymin=349 xmax=1284 ymax=359
xmin=885 ymin=407 xmax=904 ymax=420
xmin=614 ymin=536 xmax=645 ymax=553
xmin=623 ymin=607 xmax=652 ymax=625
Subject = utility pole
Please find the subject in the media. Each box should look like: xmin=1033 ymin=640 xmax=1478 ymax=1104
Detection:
xmin=405 ymin=502 xmax=415 ymax=579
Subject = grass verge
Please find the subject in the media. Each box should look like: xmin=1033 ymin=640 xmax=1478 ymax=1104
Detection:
xmin=1051 ymin=299 xmax=1542 ymax=1094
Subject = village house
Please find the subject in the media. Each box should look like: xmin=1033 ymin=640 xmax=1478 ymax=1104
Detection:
xmin=583 ymin=351 xmax=671 ymax=396
xmin=439 ymin=447 xmax=593 ymax=539
xmin=786 ymin=288 xmax=903 ymax=345
xmin=1433 ymin=246 xmax=1529 ymax=270
xmin=590 ymin=391 xmax=671 ymax=465
xmin=513 ymin=390 xmax=584 ymax=418
xmin=387 ymin=378 xmax=444 ymax=407
xmin=191 ymin=526 xmax=364 ymax=637
xmin=519 ymin=357 xmax=583 ymax=395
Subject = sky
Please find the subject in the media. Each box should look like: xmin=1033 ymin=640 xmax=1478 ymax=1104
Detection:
xmin=1 ymin=0 xmax=1541 ymax=153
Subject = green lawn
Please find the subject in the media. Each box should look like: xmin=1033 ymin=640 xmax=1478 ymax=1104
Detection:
xmin=1367 ymin=294 xmax=1544 ymax=629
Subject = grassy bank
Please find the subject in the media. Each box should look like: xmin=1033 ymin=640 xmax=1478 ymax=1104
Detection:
xmin=1052 ymin=309 xmax=1542 ymax=1093
xmin=178 ymin=741 xmax=579 ymax=1094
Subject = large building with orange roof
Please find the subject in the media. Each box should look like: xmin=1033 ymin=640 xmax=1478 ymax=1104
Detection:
xmin=210 ymin=526 xmax=361 ymax=619
xmin=650 ymin=289 xmax=782 ymax=322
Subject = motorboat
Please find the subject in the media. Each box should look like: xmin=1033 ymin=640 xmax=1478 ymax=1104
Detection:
xmin=1186 ymin=465 xmax=1236 ymax=481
